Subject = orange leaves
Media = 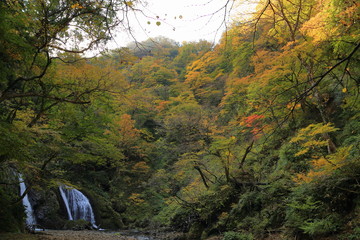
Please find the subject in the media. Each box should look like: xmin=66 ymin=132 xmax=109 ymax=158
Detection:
xmin=184 ymin=71 xmax=202 ymax=87
xmin=286 ymin=102 xmax=302 ymax=110
xmin=252 ymin=50 xmax=279 ymax=74
xmin=71 ymin=3 xmax=84 ymax=9
xmin=132 ymin=161 xmax=150 ymax=173
xmin=185 ymin=51 xmax=218 ymax=88
xmin=242 ymin=114 xmax=265 ymax=127
xmin=115 ymin=114 xmax=140 ymax=140
xmin=232 ymin=75 xmax=254 ymax=86
xmin=107 ymin=114 xmax=143 ymax=152
xmin=337 ymin=1 xmax=360 ymax=28
xmin=154 ymin=100 xmax=172 ymax=112
xmin=239 ymin=114 xmax=265 ymax=135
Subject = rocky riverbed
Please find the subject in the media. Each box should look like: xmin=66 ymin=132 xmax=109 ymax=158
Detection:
xmin=0 ymin=230 xmax=188 ymax=240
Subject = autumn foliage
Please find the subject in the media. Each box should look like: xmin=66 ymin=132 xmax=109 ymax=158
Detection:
xmin=0 ymin=0 xmax=359 ymax=238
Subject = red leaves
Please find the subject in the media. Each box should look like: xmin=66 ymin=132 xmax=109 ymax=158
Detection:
xmin=240 ymin=114 xmax=265 ymax=136
xmin=243 ymin=114 xmax=265 ymax=127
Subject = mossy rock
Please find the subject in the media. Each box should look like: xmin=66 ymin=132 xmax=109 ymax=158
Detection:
xmin=187 ymin=222 xmax=205 ymax=240
xmin=0 ymin=189 xmax=24 ymax=232
xmin=0 ymin=170 xmax=25 ymax=233
xmin=31 ymin=188 xmax=65 ymax=229
xmin=81 ymin=189 xmax=124 ymax=229
xmin=63 ymin=219 xmax=92 ymax=230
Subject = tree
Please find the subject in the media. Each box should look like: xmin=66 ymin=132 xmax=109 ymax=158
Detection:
xmin=0 ymin=0 xmax=145 ymax=122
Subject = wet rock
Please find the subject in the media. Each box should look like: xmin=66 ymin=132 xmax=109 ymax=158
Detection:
xmin=29 ymin=188 xmax=65 ymax=229
xmin=81 ymin=189 xmax=124 ymax=229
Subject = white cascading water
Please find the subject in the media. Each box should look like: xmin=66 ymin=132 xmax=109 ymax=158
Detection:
xmin=59 ymin=185 xmax=97 ymax=228
xmin=59 ymin=185 xmax=73 ymax=221
xmin=19 ymin=175 xmax=37 ymax=227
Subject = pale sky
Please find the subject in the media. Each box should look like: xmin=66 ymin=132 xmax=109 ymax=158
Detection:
xmin=110 ymin=0 xmax=257 ymax=47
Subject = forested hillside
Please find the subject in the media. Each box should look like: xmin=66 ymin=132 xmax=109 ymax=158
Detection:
xmin=1 ymin=0 xmax=359 ymax=239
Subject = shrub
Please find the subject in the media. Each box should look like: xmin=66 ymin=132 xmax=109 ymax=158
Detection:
xmin=300 ymin=216 xmax=340 ymax=236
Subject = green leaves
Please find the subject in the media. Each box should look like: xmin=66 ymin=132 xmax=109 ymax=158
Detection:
xmin=0 ymin=0 xmax=359 ymax=236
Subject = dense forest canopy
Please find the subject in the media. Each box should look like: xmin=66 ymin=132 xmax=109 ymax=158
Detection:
xmin=0 ymin=0 xmax=359 ymax=239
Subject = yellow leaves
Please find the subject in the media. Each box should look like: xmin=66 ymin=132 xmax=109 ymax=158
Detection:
xmin=281 ymin=41 xmax=297 ymax=51
xmin=175 ymin=170 xmax=186 ymax=180
xmin=220 ymin=184 xmax=231 ymax=192
xmin=291 ymin=123 xmax=338 ymax=143
xmin=290 ymin=122 xmax=348 ymax=184
xmin=342 ymin=88 xmax=347 ymax=93
xmin=293 ymin=147 xmax=351 ymax=184
xmin=185 ymin=51 xmax=218 ymax=77
xmin=293 ymin=133 xmax=352 ymax=185
xmin=291 ymin=123 xmax=337 ymax=156
xmin=300 ymin=0 xmax=360 ymax=41
xmin=252 ymin=50 xmax=279 ymax=74
xmin=128 ymin=193 xmax=144 ymax=205
xmin=327 ymin=146 xmax=351 ymax=167
xmin=13 ymin=109 xmax=36 ymax=128
xmin=311 ymin=124 xmax=338 ymax=136
xmin=71 ymin=3 xmax=84 ymax=9
xmin=124 ymin=1 xmax=134 ymax=7
xmin=294 ymin=148 xmax=309 ymax=157
xmin=302 ymin=140 xmax=329 ymax=148
xmin=300 ymin=10 xmax=331 ymax=42
xmin=180 ymin=178 xmax=208 ymax=202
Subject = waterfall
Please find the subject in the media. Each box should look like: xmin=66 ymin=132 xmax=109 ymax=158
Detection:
xmin=19 ymin=175 xmax=37 ymax=227
xmin=59 ymin=185 xmax=97 ymax=228
xmin=59 ymin=186 xmax=73 ymax=221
